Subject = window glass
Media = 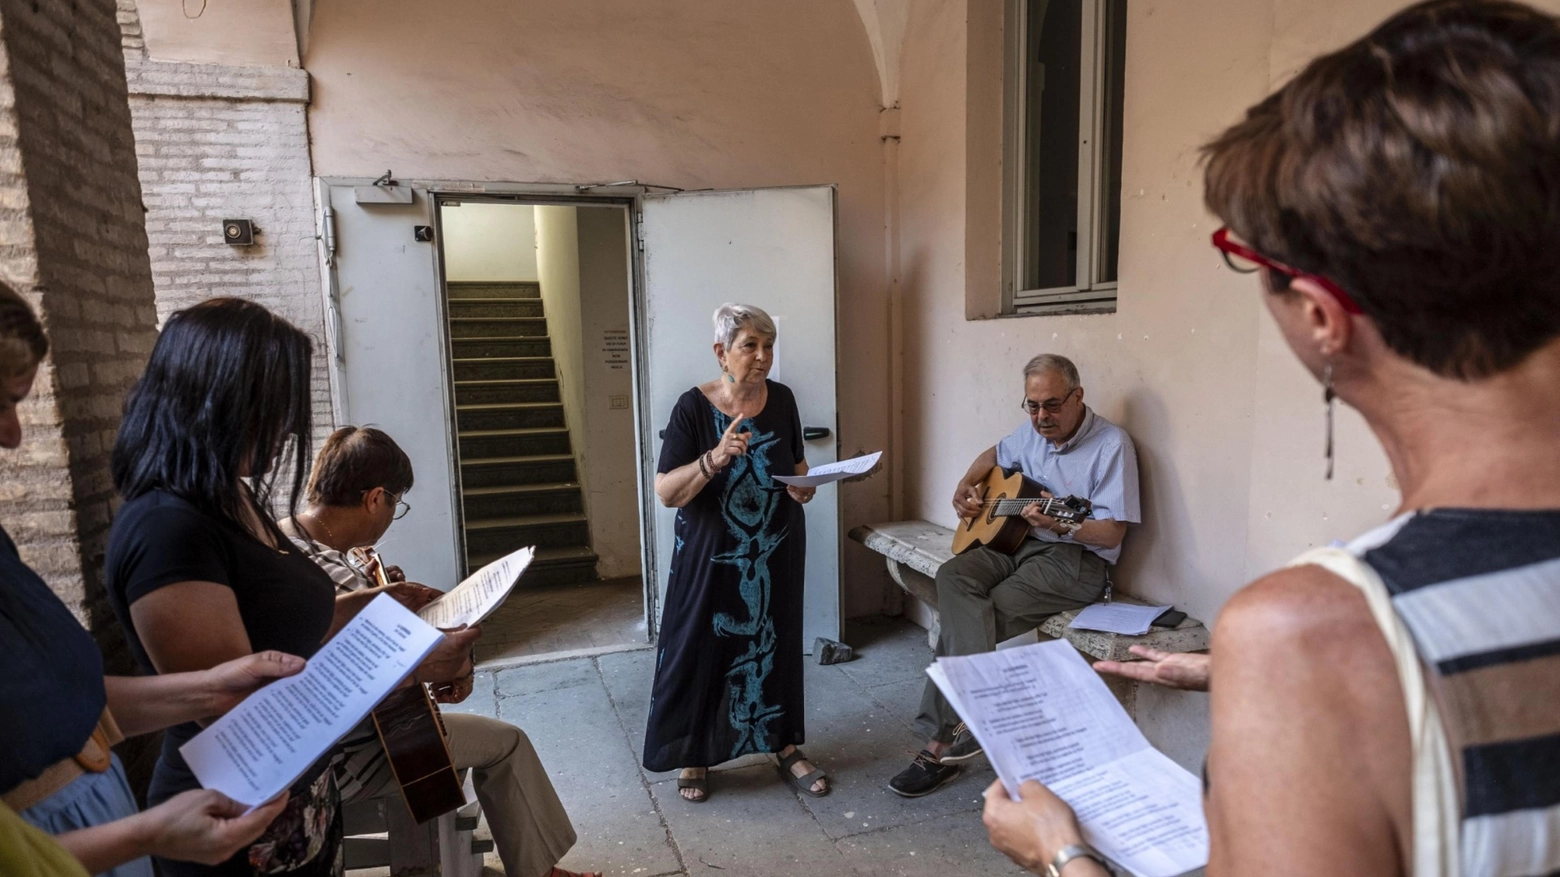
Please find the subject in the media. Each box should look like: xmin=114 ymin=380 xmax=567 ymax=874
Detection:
xmin=1096 ymin=0 xmax=1128 ymax=284
xmin=1024 ymin=0 xmax=1082 ymax=291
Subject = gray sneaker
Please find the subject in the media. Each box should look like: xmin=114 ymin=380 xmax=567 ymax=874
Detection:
xmin=939 ymin=723 xmax=985 ymax=764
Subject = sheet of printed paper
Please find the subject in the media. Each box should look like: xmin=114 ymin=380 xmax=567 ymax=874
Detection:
xmin=771 ymin=451 xmax=882 ymax=488
xmin=418 ymin=545 xmax=534 ymax=630
xmin=1068 ymin=602 xmax=1172 ymax=636
xmin=928 ymin=641 xmax=1207 ymax=877
xmin=180 ymin=594 xmax=443 ymax=808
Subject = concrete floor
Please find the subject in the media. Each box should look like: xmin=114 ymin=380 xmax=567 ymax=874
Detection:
xmin=475 ymin=577 xmax=648 ymax=666
xmin=447 ymin=615 xmax=1026 ymax=876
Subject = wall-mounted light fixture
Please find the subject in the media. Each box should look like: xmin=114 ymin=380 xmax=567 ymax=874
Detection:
xmin=222 ymin=219 xmax=256 ymax=245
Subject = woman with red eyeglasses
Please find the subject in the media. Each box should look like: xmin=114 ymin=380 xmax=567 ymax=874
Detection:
xmin=982 ymin=2 xmax=1560 ymax=876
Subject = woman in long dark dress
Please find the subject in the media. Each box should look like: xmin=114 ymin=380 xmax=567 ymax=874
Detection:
xmin=644 ymin=303 xmax=829 ymax=803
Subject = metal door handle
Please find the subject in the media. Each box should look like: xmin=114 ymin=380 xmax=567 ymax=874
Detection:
xmin=803 ymin=427 xmax=831 ymax=441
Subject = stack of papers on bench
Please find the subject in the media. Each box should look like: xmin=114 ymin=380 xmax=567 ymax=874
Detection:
xmin=1068 ymin=602 xmax=1172 ymax=636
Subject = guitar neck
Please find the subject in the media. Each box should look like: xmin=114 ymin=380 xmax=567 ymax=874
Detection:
xmin=990 ymin=497 xmax=1067 ymax=518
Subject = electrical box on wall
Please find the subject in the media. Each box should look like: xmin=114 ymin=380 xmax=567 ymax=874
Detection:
xmin=222 ymin=219 xmax=255 ymax=246
xmin=609 ymin=395 xmax=629 ymax=410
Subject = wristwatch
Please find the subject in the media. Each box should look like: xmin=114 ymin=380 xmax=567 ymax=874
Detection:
xmin=1047 ymin=843 xmax=1107 ymax=876
xmin=1054 ymin=519 xmax=1082 ymax=537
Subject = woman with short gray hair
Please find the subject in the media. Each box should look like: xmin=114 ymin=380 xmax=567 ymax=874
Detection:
xmin=642 ymin=302 xmax=829 ymax=803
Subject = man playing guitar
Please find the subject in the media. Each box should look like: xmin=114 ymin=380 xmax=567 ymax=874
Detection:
xmin=888 ymin=354 xmax=1141 ymax=798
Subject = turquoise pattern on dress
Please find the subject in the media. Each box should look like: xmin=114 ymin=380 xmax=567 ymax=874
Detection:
xmin=708 ymin=406 xmax=789 ymax=759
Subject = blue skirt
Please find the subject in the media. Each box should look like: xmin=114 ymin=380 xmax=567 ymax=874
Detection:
xmin=19 ymin=754 xmax=151 ymax=877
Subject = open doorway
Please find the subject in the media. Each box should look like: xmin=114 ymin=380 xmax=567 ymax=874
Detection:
xmin=320 ymin=179 xmax=843 ymax=665
xmin=436 ymin=199 xmax=644 ymax=663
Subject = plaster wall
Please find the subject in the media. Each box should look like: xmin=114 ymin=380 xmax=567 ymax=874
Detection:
xmin=534 ymin=207 xmax=588 ymax=550
xmin=533 ymin=205 xmax=642 ymax=581
xmin=302 ymin=0 xmax=893 ymax=617
xmin=574 ymin=207 xmax=640 ymax=580
xmin=441 ymin=202 xmax=538 ymax=283
xmin=135 ymin=0 xmax=299 ymax=69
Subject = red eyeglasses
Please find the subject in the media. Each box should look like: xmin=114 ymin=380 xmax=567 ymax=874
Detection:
xmin=1211 ymin=227 xmax=1363 ymax=315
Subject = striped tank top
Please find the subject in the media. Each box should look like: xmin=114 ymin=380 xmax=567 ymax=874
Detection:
xmin=1293 ymin=509 xmax=1560 ymax=877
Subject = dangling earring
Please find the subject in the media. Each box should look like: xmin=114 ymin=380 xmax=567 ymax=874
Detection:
xmin=723 ymin=367 xmax=735 ymax=383
xmin=1322 ymin=363 xmax=1336 ymax=481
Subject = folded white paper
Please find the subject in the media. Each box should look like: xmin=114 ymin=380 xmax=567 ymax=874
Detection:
xmin=928 ymin=641 xmax=1208 ymax=877
xmin=1068 ymin=602 xmax=1172 ymax=636
xmin=771 ymin=451 xmax=882 ymax=488
xmin=418 ymin=545 xmax=534 ymax=630
xmin=181 ymin=594 xmax=444 ymax=808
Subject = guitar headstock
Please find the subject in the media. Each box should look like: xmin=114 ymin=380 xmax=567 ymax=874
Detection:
xmin=1048 ymin=495 xmax=1093 ymax=523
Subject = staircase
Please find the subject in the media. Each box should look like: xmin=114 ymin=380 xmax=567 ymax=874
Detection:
xmin=447 ymin=281 xmax=598 ymax=587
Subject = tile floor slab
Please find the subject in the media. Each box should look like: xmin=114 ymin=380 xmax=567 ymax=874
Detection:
xmin=835 ymin=810 xmax=1030 ymax=876
xmin=862 ymin=678 xmax=936 ymax=738
xmin=493 ymin=658 xmax=603 ymax=698
xmin=834 ymin=617 xmax=938 ymax=690
xmin=497 ymin=670 xmax=680 ymax=877
xmin=478 ymin=578 xmax=644 ymax=663
xmin=648 ymin=765 xmax=853 ymax=877
xmin=797 ymin=661 xmax=997 ymax=841
xmin=441 ymin=669 xmax=501 ymax=718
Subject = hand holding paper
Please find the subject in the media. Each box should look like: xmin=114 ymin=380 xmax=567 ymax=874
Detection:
xmin=180 ymin=594 xmax=444 ymax=808
xmin=929 ymin=642 xmax=1208 ymax=877
xmin=418 ymin=546 xmax=534 ymax=630
xmin=772 ymin=451 xmax=882 ymax=488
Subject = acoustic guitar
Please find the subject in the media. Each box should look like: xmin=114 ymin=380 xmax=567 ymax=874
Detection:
xmin=364 ymin=550 xmax=468 ymax=824
xmin=950 ymin=467 xmax=1093 ymax=555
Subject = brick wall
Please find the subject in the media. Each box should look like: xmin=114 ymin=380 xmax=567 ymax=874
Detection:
xmin=0 ymin=0 xmax=162 ymax=675
xmin=117 ymin=0 xmax=146 ymax=59
xmin=124 ymin=59 xmax=335 ymax=455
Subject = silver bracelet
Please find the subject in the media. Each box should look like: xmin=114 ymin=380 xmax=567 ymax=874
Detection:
xmin=1047 ymin=843 xmax=1107 ymax=877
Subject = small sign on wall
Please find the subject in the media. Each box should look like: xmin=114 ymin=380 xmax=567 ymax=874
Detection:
xmin=602 ymin=328 xmax=629 ymax=371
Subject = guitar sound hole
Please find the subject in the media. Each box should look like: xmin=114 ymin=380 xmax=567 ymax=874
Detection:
xmin=986 ymin=493 xmax=1005 ymax=525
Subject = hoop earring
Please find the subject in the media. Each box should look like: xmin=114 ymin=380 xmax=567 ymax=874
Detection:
xmin=1322 ymin=363 xmax=1335 ymax=481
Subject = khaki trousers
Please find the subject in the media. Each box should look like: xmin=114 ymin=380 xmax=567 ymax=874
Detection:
xmin=341 ymin=712 xmax=577 ymax=877
xmin=914 ymin=539 xmax=1108 ymax=743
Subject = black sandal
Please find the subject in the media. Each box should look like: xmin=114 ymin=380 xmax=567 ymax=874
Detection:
xmin=677 ymin=769 xmax=709 ymax=804
xmin=774 ymin=748 xmax=830 ymax=798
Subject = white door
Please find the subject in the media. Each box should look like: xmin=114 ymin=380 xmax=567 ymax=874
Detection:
xmin=319 ymin=182 xmax=462 ymax=588
xmin=638 ymin=186 xmax=840 ymax=650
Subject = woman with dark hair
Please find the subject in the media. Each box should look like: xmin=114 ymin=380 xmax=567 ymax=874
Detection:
xmin=103 ymin=299 xmax=474 ymax=877
xmin=0 ymin=286 xmax=303 ymax=877
xmin=982 ymin=2 xmax=1560 ymax=876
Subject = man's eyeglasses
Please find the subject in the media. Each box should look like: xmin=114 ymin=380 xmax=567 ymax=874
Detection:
xmin=1210 ymin=227 xmax=1363 ymax=315
xmin=1020 ymin=388 xmax=1077 ymax=415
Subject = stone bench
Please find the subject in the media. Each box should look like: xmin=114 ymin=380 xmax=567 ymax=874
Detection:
xmin=342 ymin=780 xmax=491 ymax=876
xmin=848 ymin=520 xmax=1210 ymax=717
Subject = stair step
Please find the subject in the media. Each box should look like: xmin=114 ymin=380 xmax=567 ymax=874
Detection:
xmin=453 ymin=378 xmax=560 ymax=405
xmin=456 ymin=401 xmax=565 ymax=431
xmin=461 ymin=482 xmax=582 ymax=518
xmin=450 ymin=336 xmax=552 ymax=359
xmin=447 ymin=298 xmax=544 ymax=319
xmin=462 ymin=513 xmax=590 ymax=554
xmin=452 ymin=356 xmax=556 ymax=381
xmin=460 ymin=453 xmax=576 ymax=487
xmin=449 ymin=317 xmax=549 ymax=339
xmin=458 ymin=427 xmax=571 ymax=459
xmin=468 ymin=545 xmax=600 ymax=586
xmin=447 ymin=281 xmax=541 ymax=300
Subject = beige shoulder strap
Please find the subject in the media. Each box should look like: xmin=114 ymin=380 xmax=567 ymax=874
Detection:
xmin=1289 ymin=547 xmax=1460 ymax=877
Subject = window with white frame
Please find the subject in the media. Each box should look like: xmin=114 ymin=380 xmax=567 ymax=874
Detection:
xmin=1003 ymin=0 xmax=1128 ymax=314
